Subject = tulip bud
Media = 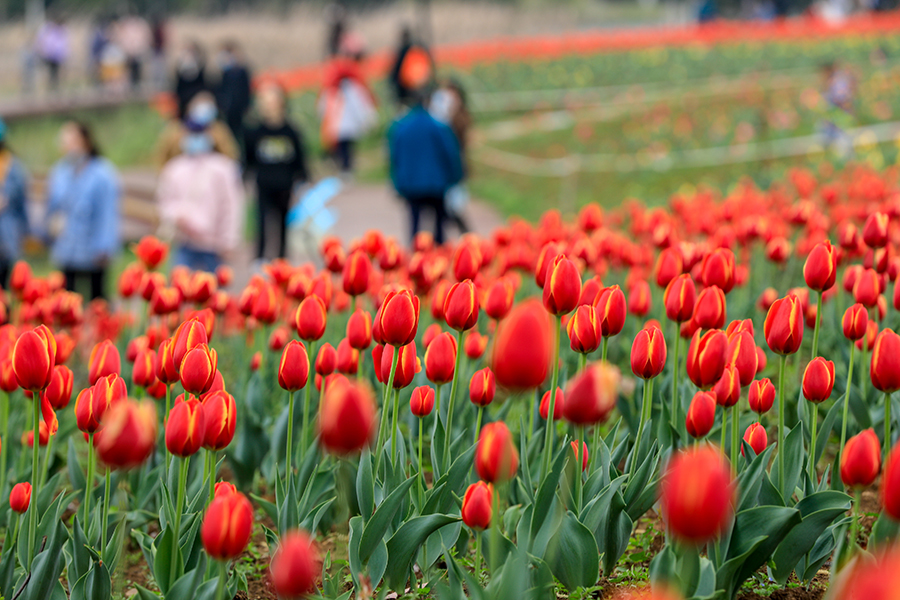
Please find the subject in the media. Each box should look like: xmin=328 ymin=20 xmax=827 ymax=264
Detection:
xmin=659 ymin=446 xmax=735 ymax=544
xmin=654 ymin=247 xmax=683 ymax=289
xmin=379 ymin=289 xmax=420 ymax=346
xmin=201 ymin=491 xmax=254 ymax=561
xmin=347 ymin=309 xmax=373 ymax=350
xmin=156 ymin=338 xmax=180 ymax=385
xmin=409 ymin=385 xmax=435 ymax=417
xmin=180 ymin=344 xmax=218 ymax=395
xmin=422 ymin=323 xmax=442 ymax=350
xmin=863 ymin=212 xmax=889 ymax=249
xmin=45 ymin=365 xmax=74 ymax=410
xmin=748 ymin=378 xmax=776 ymax=414
xmin=764 ymin=295 xmax=804 ymax=355
xmin=627 ymin=280 xmax=652 ymax=318
xmin=166 ymin=398 xmax=207 ymax=457
xmin=461 ymin=481 xmax=492 ymax=530
xmin=132 ymin=349 xmax=157 ymax=390
xmin=12 ymin=325 xmax=57 ymax=391
xmin=692 ymin=286 xmax=727 ymax=330
xmin=318 ymin=377 xmax=376 ymax=454
xmin=475 ymin=421 xmax=518 ymax=483
xmin=542 ymin=256 xmax=582 ymax=316
xmin=484 ymin=278 xmax=514 ymax=321
xmin=277 ymin=340 xmax=310 ymax=392
xmin=424 ymin=332 xmax=457 ymax=385
xmin=87 ymin=340 xmax=121 ymax=385
xmin=594 ymin=285 xmax=626 ymax=337
xmin=134 ymin=235 xmax=169 ymax=269
xmin=570 ymin=439 xmax=589 ymax=472
xmin=381 ymin=342 xmax=420 ymax=389
xmin=9 ymin=482 xmax=32 ymax=513
xmin=881 ymin=444 xmax=900 ymax=520
xmin=315 ymin=343 xmax=337 ymax=377
xmin=841 ymin=429 xmax=881 ymax=489
xmin=562 ymin=362 xmax=620 ymax=425
xmin=491 ymin=299 xmax=552 ymax=390
xmin=201 ymin=390 xmax=237 ymax=451
xmin=469 ymin=367 xmax=496 ymax=407
xmin=540 ymin=388 xmax=564 ymax=421
xmin=803 ymin=241 xmax=838 ymax=292
xmin=664 ymin=274 xmax=696 ymax=323
xmin=452 ymin=237 xmax=483 ymax=281
xmin=336 ymin=339 xmax=359 ymax=375
xmin=712 ymin=364 xmax=741 ymax=407
xmin=685 ymin=391 xmax=716 ymax=438
xmin=443 ymin=280 xmax=480 ymax=331
xmin=700 ymin=248 xmax=735 ymax=294
xmin=871 ymin=329 xmax=900 ymax=394
xmin=567 ymin=305 xmax=601 ymax=354
xmin=172 ymin=319 xmax=209 ymax=371
xmin=95 ymin=399 xmax=157 ymax=469
xmin=686 ymin=329 xmax=727 ymax=389
xmin=295 ymin=295 xmax=328 ymax=342
xmin=535 ymin=243 xmax=562 ymax=289
xmin=631 ymin=326 xmax=667 ymax=380
xmin=342 ymin=250 xmax=372 ymax=296
xmin=269 ymin=529 xmax=320 ymax=598
xmin=742 ymin=422 xmax=767 ymax=456
xmin=464 ymin=331 xmax=488 ymax=360
xmin=802 ymin=357 xmax=835 ymax=403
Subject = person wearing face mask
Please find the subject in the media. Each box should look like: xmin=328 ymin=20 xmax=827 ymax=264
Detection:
xmin=156 ymin=119 xmax=245 ymax=273
xmin=44 ymin=121 xmax=120 ymax=301
xmin=0 ymin=118 xmax=30 ymax=290
xmin=156 ymin=90 xmax=238 ymax=167
xmin=244 ymin=80 xmax=309 ymax=260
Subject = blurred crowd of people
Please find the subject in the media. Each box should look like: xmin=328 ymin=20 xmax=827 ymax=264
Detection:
xmin=0 ymin=8 xmax=479 ymax=298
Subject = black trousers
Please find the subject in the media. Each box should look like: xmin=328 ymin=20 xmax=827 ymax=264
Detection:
xmin=64 ymin=267 xmax=106 ymax=301
xmin=257 ymin=187 xmax=291 ymax=259
xmin=407 ymin=195 xmax=447 ymax=245
xmin=334 ymin=139 xmax=354 ymax=172
xmin=0 ymin=260 xmax=9 ymax=292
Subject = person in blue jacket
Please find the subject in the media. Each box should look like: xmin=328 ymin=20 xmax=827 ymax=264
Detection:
xmin=388 ymin=95 xmax=463 ymax=245
xmin=0 ymin=118 xmax=30 ymax=290
xmin=45 ymin=121 xmax=120 ymax=300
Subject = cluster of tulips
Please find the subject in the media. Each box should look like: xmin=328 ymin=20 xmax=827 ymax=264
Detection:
xmin=3 ymin=164 xmax=900 ymax=598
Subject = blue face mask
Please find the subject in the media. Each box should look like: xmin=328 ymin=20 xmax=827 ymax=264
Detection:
xmin=188 ymin=101 xmax=217 ymax=127
xmin=182 ymin=133 xmax=213 ymax=155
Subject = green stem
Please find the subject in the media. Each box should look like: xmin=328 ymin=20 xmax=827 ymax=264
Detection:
xmin=528 ymin=389 xmax=536 ymax=443
xmin=632 ymin=378 xmax=653 ymax=476
xmin=671 ymin=330 xmax=681 ymax=436
xmin=809 ymin=402 xmax=819 ymax=483
xmin=849 ymin=489 xmax=862 ymax=553
xmin=164 ymin=385 xmax=172 ymax=481
xmin=575 ymin=424 xmax=585 ymax=515
xmin=778 ymin=355 xmax=787 ymax=497
xmin=208 ymin=449 xmax=216 ymax=504
xmin=474 ymin=530 xmax=482 ymax=583
xmin=474 ymin=406 xmax=484 ymax=444
xmin=214 ymin=560 xmax=227 ymax=600
xmin=418 ymin=418 xmax=425 ymax=507
xmin=862 ymin=323 xmax=870 ymax=404
xmin=490 ymin=485 xmax=501 ymax=574
xmin=721 ymin=406 xmax=728 ymax=452
xmin=885 ymin=392 xmax=893 ymax=457
xmin=542 ymin=316 xmax=563 ymax=477
xmin=0 ymin=390 xmax=8 ymax=499
xmin=578 ymin=352 xmax=587 ymax=374
xmin=84 ymin=434 xmax=95 ymax=526
xmin=170 ymin=455 xmax=190 ymax=584
xmin=300 ymin=341 xmax=317 ymax=458
xmin=286 ymin=390 xmax=295 ymax=474
xmin=374 ymin=347 xmax=399 ymax=475
xmin=732 ymin=405 xmax=740 ymax=468
xmin=601 ymin=336 xmax=609 ymax=362
xmin=811 ymin=292 xmax=823 ymax=360
xmin=26 ymin=391 xmax=40 ymax=566
xmin=840 ymin=342 xmax=856 ymax=466
xmin=100 ymin=468 xmax=111 ymax=559
xmin=39 ymin=432 xmax=53 ymax=488
xmin=443 ymin=331 xmax=465 ymax=473
xmin=390 ymin=389 xmax=401 ymax=463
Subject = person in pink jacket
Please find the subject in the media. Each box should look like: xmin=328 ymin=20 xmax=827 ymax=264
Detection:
xmin=156 ymin=118 xmax=244 ymax=273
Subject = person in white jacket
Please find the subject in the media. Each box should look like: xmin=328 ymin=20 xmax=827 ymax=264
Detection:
xmin=156 ymin=119 xmax=244 ymax=273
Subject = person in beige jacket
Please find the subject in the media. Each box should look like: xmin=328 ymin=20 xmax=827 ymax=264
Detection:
xmin=156 ymin=91 xmax=239 ymax=168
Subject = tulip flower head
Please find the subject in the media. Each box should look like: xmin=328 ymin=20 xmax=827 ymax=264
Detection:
xmin=270 ymin=529 xmax=321 ymax=598
xmin=318 ymin=377 xmax=376 ymax=455
xmin=95 ymin=399 xmax=158 ymax=469
xmin=278 ymin=340 xmax=310 ymax=392
xmin=201 ymin=490 xmax=254 ymax=561
xmin=748 ymin=378 xmax=776 ymax=415
xmin=12 ymin=325 xmax=57 ymax=391
xmin=742 ymin=422 xmax=768 ymax=456
xmin=685 ymin=391 xmax=717 ymax=439
xmin=444 ymin=280 xmax=481 ymax=331
xmin=562 ymin=362 xmax=620 ymax=425
xmin=475 ymin=421 xmax=518 ymax=483
xmin=764 ymin=296 xmax=804 ymax=356
xmin=461 ymin=481 xmax=493 ymax=530
xmin=469 ymin=367 xmax=496 ymax=407
xmin=802 ymin=357 xmax=835 ymax=403
xmin=379 ymin=289 xmax=420 ymax=346
xmin=664 ymin=274 xmax=696 ymax=323
xmin=631 ymin=326 xmax=667 ymax=380
xmin=881 ymin=443 xmax=900 ymax=521
xmin=871 ymin=329 xmax=900 ymax=394
xmin=686 ymin=329 xmax=727 ymax=389
xmin=491 ymin=299 xmax=552 ymax=390
xmin=540 ymin=388 xmax=564 ymax=421
xmin=841 ymin=429 xmax=881 ymax=489
xmin=659 ymin=446 xmax=735 ymax=544
xmin=9 ymin=482 xmax=32 ymax=514
xmin=409 ymin=385 xmax=435 ymax=417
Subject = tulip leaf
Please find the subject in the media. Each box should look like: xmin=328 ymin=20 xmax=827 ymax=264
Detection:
xmin=580 ymin=474 xmax=627 ymax=532
xmin=769 ymin=424 xmax=804 ymax=501
xmin=383 ymin=514 xmax=460 ymax=591
xmin=530 ymin=445 xmax=568 ymax=549
xmin=547 ymin=511 xmax=600 ymax=591
xmin=770 ymin=491 xmax=850 ymax=584
xmin=359 ymin=475 xmax=417 ymax=564
xmin=718 ymin=505 xmax=802 ymax=598
xmin=485 ymin=546 xmax=528 ymax=600
xmin=152 ymin=526 xmax=183 ymax=595
xmin=134 ymin=585 xmax=161 ymax=600
xmin=736 ymin=444 xmax=776 ymax=512
xmin=67 ymin=437 xmax=86 ymax=503
xmin=428 ymin=444 xmax=476 ymax=510
xmin=250 ymin=493 xmax=278 ymax=525
xmin=301 ymin=497 xmax=336 ymax=536
xmin=67 ymin=516 xmax=91 ymax=587
xmin=104 ymin=515 xmax=128 ymax=575
xmin=83 ymin=560 xmax=111 ymax=600
xmin=848 ymin=389 xmax=872 ymax=430
xmin=347 ymin=515 xmax=364 ymax=589
xmin=815 ymin=399 xmax=842 ymax=467
xmin=868 ymin=511 xmax=900 ymax=551
xmin=0 ymin=535 xmax=18 ymax=598
xmin=357 ymin=450 xmax=375 ymax=520
xmin=21 ymin=517 xmax=68 ymax=600
xmin=800 ymin=520 xmax=846 ymax=582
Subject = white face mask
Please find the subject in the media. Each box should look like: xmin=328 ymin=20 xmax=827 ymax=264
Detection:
xmin=181 ymin=133 xmax=213 ymax=155
xmin=188 ymin=102 xmax=217 ymax=126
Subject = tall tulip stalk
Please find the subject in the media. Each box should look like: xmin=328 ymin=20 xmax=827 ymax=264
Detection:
xmin=841 ymin=304 xmax=867 ymax=461
xmin=630 ymin=326 xmax=667 ymax=471
xmin=664 ymin=275 xmax=696 ymax=435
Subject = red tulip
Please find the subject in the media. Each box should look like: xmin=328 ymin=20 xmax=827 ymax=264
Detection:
xmin=180 ymin=344 xmax=218 ymax=395
xmin=166 ymin=398 xmax=207 ymax=457
xmin=95 ymin=399 xmax=157 ymax=469
xmin=540 ymin=388 xmax=564 ymax=421
xmin=854 ymin=268 xmax=882 ymax=308
xmin=315 ymin=343 xmax=337 ymax=377
xmin=88 ymin=340 xmax=121 ymax=385
xmin=631 ymin=326 xmax=667 ymax=380
xmin=12 ymin=325 xmax=57 ymax=391
xmin=380 ymin=342 xmax=419 ymax=389
xmin=475 ymin=421 xmax=518 ymax=483
xmin=712 ymin=364 xmax=741 ymax=408
xmin=270 ymin=529 xmax=320 ymax=598
xmin=742 ymin=423 xmax=767 ymax=456
xmin=871 ymin=329 xmax=900 ymax=393
xmin=686 ymin=330 xmax=727 ymax=389
xmin=594 ymin=285 xmax=626 ymax=337
xmin=469 ymin=367 xmax=496 ymax=407
xmin=491 ymin=299 xmax=552 ymax=390
xmin=410 ymin=386 xmax=435 ymax=417
xmin=724 ymin=330 xmax=758 ymax=387
xmin=45 ymin=365 xmax=74 ymax=410
xmin=659 ymin=446 xmax=735 ymax=544
xmin=881 ymin=444 xmax=900 ymax=520
xmin=346 ymin=309 xmax=373 ymax=350
xmin=342 ymin=250 xmax=372 ymax=296
xmin=201 ymin=390 xmax=237 ymax=451
xmin=567 ymin=305 xmax=602 ymax=354
xmin=201 ymin=490 xmax=254 ymax=561
xmin=444 ymin=280 xmax=480 ymax=331
xmin=172 ymin=319 xmax=209 ymax=371
xmin=156 ymin=338 xmax=180 ymax=385
xmin=863 ymin=212 xmax=889 ymax=249
xmin=452 ymin=237 xmax=483 ymax=281
xmin=542 ymin=255 xmax=581 ymax=316
xmin=664 ymin=274 xmax=696 ymax=323
xmin=295 ymin=295 xmax=328 ymax=342
xmin=534 ymin=243 xmax=562 ymax=289
xmin=379 ymin=289 xmax=420 ymax=346
xmin=700 ymin=248 xmax=735 ymax=294
xmin=464 ymin=331 xmax=488 ymax=360
xmin=279 ymin=340 xmax=310 ymax=392
xmin=803 ymin=241 xmax=838 ymax=292
xmin=336 ymin=339 xmax=359 ymax=375
xmin=764 ymin=296 xmax=804 ymax=355
xmin=134 ymin=235 xmax=168 ymax=269
xmin=484 ymin=278 xmax=514 ymax=321
xmin=461 ymin=481 xmax=492 ymax=530
xmin=318 ymin=377 xmax=376 ymax=454
xmin=562 ymin=362 xmax=620 ymax=425
xmin=9 ymin=482 xmax=31 ymax=513
xmin=841 ymin=429 xmax=881 ymax=489
xmin=685 ymin=391 xmax=716 ymax=438
xmin=654 ymin=247 xmax=683 ymax=289
xmin=802 ymin=357 xmax=835 ymax=403
xmin=571 ymin=439 xmax=589 ymax=471
xmin=748 ymin=378 xmax=775 ymax=414
xmin=692 ymin=286 xmax=726 ymax=330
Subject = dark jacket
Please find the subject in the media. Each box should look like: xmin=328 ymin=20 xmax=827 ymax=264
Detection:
xmin=389 ymin=106 xmax=463 ymax=200
xmin=244 ymin=121 xmax=309 ymax=193
xmin=218 ymin=64 xmax=252 ymax=133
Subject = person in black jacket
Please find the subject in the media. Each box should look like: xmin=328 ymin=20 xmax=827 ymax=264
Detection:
xmin=217 ymin=41 xmax=252 ymax=144
xmin=174 ymin=41 xmax=207 ymax=119
xmin=244 ymin=81 xmax=309 ymax=260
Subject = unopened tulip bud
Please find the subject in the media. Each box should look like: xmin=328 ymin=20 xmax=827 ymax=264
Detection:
xmin=841 ymin=429 xmax=881 ymax=489
xmin=748 ymin=378 xmax=776 ymax=415
xmin=659 ymin=446 xmax=735 ymax=544
xmin=475 ymin=421 xmax=518 ymax=483
xmin=461 ymin=481 xmax=492 ymax=530
xmin=685 ymin=391 xmax=716 ymax=438
xmin=742 ymin=422 xmax=768 ymax=456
